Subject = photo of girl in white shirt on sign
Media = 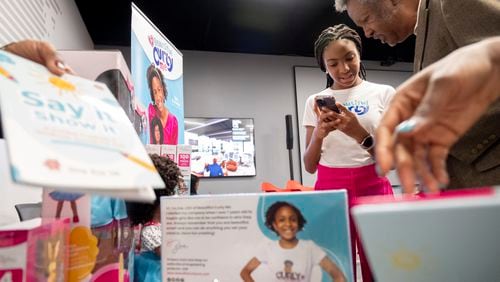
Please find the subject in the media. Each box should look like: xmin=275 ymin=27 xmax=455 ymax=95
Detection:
xmin=240 ymin=201 xmax=346 ymax=282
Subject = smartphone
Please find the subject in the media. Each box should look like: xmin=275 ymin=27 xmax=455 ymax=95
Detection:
xmin=315 ymin=96 xmax=340 ymax=113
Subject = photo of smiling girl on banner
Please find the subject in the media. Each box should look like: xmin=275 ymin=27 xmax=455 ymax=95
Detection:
xmin=131 ymin=4 xmax=184 ymax=145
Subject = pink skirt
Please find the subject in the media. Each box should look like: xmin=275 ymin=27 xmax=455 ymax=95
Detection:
xmin=315 ymin=163 xmax=393 ymax=202
xmin=315 ymin=163 xmax=392 ymax=282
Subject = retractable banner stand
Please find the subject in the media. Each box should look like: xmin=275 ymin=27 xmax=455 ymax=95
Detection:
xmin=131 ymin=3 xmax=184 ymax=145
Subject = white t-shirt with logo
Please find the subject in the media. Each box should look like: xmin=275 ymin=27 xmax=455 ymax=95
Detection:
xmin=255 ymin=240 xmax=326 ymax=282
xmin=302 ymin=80 xmax=395 ymax=167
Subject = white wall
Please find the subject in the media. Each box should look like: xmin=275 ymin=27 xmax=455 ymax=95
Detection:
xmin=0 ymin=0 xmax=93 ymax=49
xmin=182 ymin=50 xmax=316 ymax=194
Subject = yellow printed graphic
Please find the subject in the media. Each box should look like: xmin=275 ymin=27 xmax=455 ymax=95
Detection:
xmin=119 ymin=253 xmax=124 ymax=282
xmin=49 ymin=76 xmax=76 ymax=92
xmin=390 ymin=248 xmax=421 ymax=271
xmin=47 ymin=240 xmax=60 ymax=282
xmin=122 ymin=152 xmax=157 ymax=172
xmin=0 ymin=66 xmax=16 ymax=82
xmin=68 ymin=226 xmax=99 ymax=282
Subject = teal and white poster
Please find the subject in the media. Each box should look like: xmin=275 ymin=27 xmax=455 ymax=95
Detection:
xmin=161 ymin=191 xmax=353 ymax=281
xmin=131 ymin=3 xmax=184 ymax=145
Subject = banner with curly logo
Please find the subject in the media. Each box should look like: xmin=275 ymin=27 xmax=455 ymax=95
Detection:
xmin=131 ymin=3 xmax=185 ymax=146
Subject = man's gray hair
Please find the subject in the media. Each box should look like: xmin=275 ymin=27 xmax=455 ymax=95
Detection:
xmin=334 ymin=0 xmax=348 ymax=12
xmin=334 ymin=0 xmax=374 ymax=12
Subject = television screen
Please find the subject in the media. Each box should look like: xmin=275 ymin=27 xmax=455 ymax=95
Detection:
xmin=184 ymin=118 xmax=256 ymax=177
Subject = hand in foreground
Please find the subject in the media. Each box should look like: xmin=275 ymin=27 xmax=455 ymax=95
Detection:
xmin=375 ymin=37 xmax=500 ymax=193
xmin=2 ymin=40 xmax=71 ymax=75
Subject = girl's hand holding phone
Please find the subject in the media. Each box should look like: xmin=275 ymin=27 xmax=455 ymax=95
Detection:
xmin=330 ymin=104 xmax=370 ymax=143
xmin=314 ymin=109 xmax=338 ymax=139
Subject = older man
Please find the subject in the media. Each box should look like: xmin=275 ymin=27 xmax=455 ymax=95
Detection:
xmin=335 ymin=0 xmax=500 ymax=191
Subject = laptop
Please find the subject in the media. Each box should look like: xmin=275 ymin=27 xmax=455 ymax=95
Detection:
xmin=351 ymin=187 xmax=500 ymax=282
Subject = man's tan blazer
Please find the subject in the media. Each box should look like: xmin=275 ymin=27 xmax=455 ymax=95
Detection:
xmin=414 ymin=0 xmax=500 ymax=188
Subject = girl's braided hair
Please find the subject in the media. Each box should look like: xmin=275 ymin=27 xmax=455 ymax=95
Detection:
xmin=314 ymin=24 xmax=367 ymax=88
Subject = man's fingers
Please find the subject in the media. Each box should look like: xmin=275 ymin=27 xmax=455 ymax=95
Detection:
xmin=428 ymin=145 xmax=450 ymax=187
xmin=375 ymin=95 xmax=415 ymax=174
xmin=413 ymin=143 xmax=440 ymax=192
xmin=394 ymin=141 xmax=417 ymax=194
xmin=375 ymin=125 xmax=395 ymax=176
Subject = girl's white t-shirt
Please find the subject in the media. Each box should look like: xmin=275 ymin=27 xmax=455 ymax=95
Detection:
xmin=303 ymin=80 xmax=395 ymax=168
xmin=255 ymin=240 xmax=327 ymax=282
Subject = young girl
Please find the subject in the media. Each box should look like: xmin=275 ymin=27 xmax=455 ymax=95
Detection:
xmin=150 ymin=117 xmax=164 ymax=145
xmin=240 ymin=201 xmax=346 ymax=282
xmin=146 ymin=65 xmax=178 ymax=145
xmin=127 ymin=154 xmax=183 ymax=281
xmin=303 ymin=24 xmax=395 ymax=282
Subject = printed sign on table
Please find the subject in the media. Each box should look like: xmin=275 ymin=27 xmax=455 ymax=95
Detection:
xmin=160 ymin=191 xmax=353 ymax=282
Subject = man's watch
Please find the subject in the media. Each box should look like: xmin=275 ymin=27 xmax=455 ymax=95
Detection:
xmin=360 ymin=134 xmax=375 ymax=150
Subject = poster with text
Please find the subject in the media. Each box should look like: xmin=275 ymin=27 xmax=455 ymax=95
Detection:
xmin=131 ymin=3 xmax=184 ymax=145
xmin=161 ymin=191 xmax=353 ymax=282
xmin=0 ymin=50 xmax=164 ymax=198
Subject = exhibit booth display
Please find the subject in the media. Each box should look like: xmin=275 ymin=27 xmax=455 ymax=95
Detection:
xmin=3 ymin=2 xmax=497 ymax=282
xmin=0 ymin=6 xmax=184 ymax=278
xmin=0 ymin=47 xmax=164 ymax=281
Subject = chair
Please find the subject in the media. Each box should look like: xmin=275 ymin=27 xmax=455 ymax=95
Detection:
xmin=14 ymin=202 xmax=42 ymax=221
xmin=261 ymin=181 xmax=314 ymax=193
xmin=285 ymin=180 xmax=314 ymax=192
xmin=261 ymin=182 xmax=281 ymax=193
